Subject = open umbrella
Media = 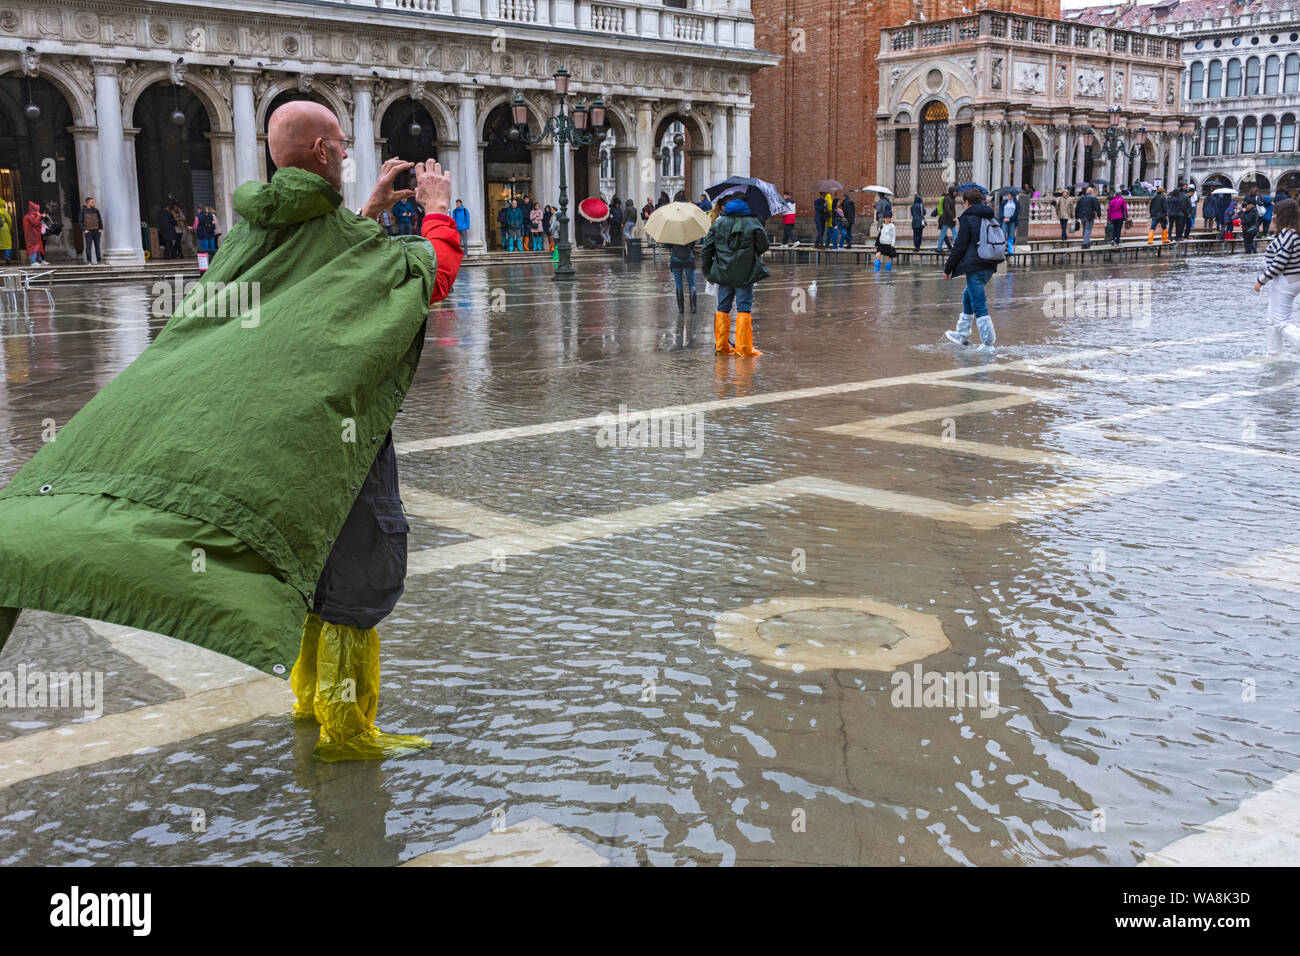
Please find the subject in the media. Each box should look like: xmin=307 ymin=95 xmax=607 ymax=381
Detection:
xmin=578 ymin=197 xmax=609 ymax=222
xmin=1089 ymin=178 xmax=1110 ymax=186
xmin=863 ymin=185 xmax=893 ymax=196
xmin=704 ymin=176 xmax=789 ymax=221
xmin=957 ymin=182 xmax=988 ymax=194
xmin=644 ymin=201 xmax=710 ymax=245
xmin=1072 ymin=182 xmax=1092 ymax=190
xmin=1211 ymin=187 xmax=1236 ymax=196
xmin=994 ymin=186 xmax=1022 ymax=197
xmin=813 ymin=178 xmax=845 ymax=193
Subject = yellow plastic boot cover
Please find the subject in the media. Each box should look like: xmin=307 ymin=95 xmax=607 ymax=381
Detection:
xmin=290 ymin=612 xmax=324 ymax=720
xmin=311 ymin=621 xmax=431 ymax=761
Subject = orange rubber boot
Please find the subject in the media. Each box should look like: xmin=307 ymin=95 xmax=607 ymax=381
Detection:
xmin=1161 ymin=228 xmax=1169 ymax=243
xmin=715 ymin=311 xmax=736 ymax=354
xmin=1146 ymin=229 xmax=1155 ymax=244
xmin=735 ymin=312 xmax=762 ymax=356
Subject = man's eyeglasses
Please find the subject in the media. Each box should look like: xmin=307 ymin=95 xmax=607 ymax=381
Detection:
xmin=315 ymin=136 xmax=350 ymax=151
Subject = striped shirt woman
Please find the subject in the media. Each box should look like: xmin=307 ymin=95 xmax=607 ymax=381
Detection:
xmin=1254 ymin=199 xmax=1300 ymax=354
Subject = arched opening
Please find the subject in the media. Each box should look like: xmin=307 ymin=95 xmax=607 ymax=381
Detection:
xmin=1019 ymin=132 xmax=1037 ymax=191
xmin=893 ymin=126 xmax=911 ymax=196
xmin=263 ymin=89 xmax=333 ymax=179
xmin=1226 ymin=58 xmax=1242 ymax=97
xmin=1261 ymin=114 xmax=1277 ymax=152
xmin=1189 ymin=61 xmax=1204 ymax=99
xmin=1202 ymin=172 xmax=1232 ymax=191
xmin=1222 ymin=117 xmax=1239 ymax=156
xmin=1205 ymin=118 xmax=1221 ymax=157
xmin=1239 ymin=170 xmax=1270 ymax=193
xmin=380 ymin=98 xmax=437 ymax=166
xmin=1207 ymin=60 xmax=1224 ymax=98
xmin=482 ymin=102 xmax=533 ymax=250
xmin=134 ymin=82 xmax=213 ymax=259
xmin=0 ymin=74 xmax=79 ymax=259
xmin=954 ymin=109 xmax=973 ymax=187
xmin=1265 ymin=55 xmax=1281 ymax=94
xmin=652 ymin=113 xmax=703 ymax=204
xmin=1245 ymin=57 xmax=1261 ymax=96
xmin=917 ymin=100 xmax=948 ymax=195
xmin=1281 ymin=112 xmax=1297 ymax=153
xmin=1277 ymin=170 xmax=1300 ymax=195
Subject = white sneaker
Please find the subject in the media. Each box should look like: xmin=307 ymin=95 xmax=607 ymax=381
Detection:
xmin=975 ymin=343 xmax=996 ymax=353
xmin=1283 ymin=324 xmax=1300 ymax=352
xmin=944 ymin=330 xmax=969 ymax=347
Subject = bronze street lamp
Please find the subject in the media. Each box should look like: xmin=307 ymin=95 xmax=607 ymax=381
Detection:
xmin=511 ymin=69 xmax=607 ymax=281
xmin=1083 ymin=107 xmax=1146 ymax=193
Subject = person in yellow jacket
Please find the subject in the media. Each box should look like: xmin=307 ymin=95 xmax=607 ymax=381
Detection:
xmin=0 ymin=204 xmax=12 ymax=262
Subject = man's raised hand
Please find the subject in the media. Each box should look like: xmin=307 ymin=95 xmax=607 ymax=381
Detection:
xmin=361 ymin=158 xmax=416 ymax=221
xmin=414 ymin=161 xmax=452 ymax=218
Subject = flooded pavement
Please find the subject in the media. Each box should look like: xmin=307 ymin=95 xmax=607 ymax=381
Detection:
xmin=2 ymin=253 xmax=1299 ymax=866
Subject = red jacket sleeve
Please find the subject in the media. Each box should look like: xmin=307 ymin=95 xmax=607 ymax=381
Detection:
xmin=420 ymin=213 xmax=464 ymax=303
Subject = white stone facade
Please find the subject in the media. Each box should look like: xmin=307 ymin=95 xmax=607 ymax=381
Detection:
xmin=0 ymin=0 xmax=775 ymax=263
xmin=876 ymin=12 xmax=1192 ymax=199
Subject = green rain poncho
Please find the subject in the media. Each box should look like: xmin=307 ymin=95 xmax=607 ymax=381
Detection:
xmin=0 ymin=168 xmax=434 ymax=676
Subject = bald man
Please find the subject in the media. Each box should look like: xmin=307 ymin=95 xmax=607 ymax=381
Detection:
xmin=267 ymin=101 xmax=465 ymax=758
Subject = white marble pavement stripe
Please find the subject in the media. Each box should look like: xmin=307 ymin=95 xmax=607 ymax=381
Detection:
xmin=1141 ymin=770 xmax=1300 ymax=866
xmin=402 ymin=487 xmax=542 ymax=537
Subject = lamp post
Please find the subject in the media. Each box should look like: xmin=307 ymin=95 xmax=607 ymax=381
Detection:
xmin=511 ymin=69 xmax=607 ymax=281
xmin=1083 ymin=108 xmax=1146 ymax=193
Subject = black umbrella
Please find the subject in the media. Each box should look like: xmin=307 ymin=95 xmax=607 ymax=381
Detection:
xmin=704 ymin=176 xmax=789 ymax=222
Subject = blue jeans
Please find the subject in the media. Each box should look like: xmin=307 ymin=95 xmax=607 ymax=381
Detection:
xmin=458 ymin=229 xmax=468 ymax=248
xmin=815 ymin=218 xmax=826 ymax=245
xmin=961 ymin=269 xmax=994 ymax=318
xmin=671 ymin=265 xmax=696 ymax=291
xmin=397 ymin=221 xmax=413 ymax=236
xmin=1004 ymin=220 xmax=1017 ymax=254
xmin=937 ymin=223 xmax=955 ymax=250
xmin=717 ymin=284 xmax=753 ymax=313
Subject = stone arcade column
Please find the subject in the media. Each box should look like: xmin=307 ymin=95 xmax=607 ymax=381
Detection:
xmin=1166 ymin=134 xmax=1179 ymax=187
xmin=231 ymin=69 xmax=260 ymax=194
xmin=732 ymin=103 xmax=751 ymax=177
xmin=1056 ymin=127 xmax=1068 ymax=191
xmin=69 ymin=126 xmax=101 ymax=206
xmin=458 ymin=85 xmax=485 ymax=253
xmin=634 ymin=99 xmax=656 ymax=203
xmin=711 ymin=104 xmax=729 ymax=186
xmin=990 ymin=123 xmax=1004 ymax=191
xmin=972 ymin=122 xmax=990 ymax=189
xmin=1010 ymin=125 xmax=1024 ymax=188
xmin=123 ymin=127 xmax=141 ymax=255
xmin=1075 ymin=134 xmax=1086 ymax=185
xmin=208 ymin=130 xmax=235 ymax=238
xmin=614 ymin=145 xmax=635 ymax=200
xmin=350 ymin=80 xmax=380 ymax=212
xmin=529 ymin=143 xmax=552 ymax=210
xmin=908 ymin=124 xmax=920 ymax=195
xmin=92 ymin=60 xmax=143 ymax=265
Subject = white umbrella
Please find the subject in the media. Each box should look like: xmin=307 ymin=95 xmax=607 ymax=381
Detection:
xmin=644 ymin=202 xmax=710 ymax=245
xmin=863 ymin=185 xmax=893 ymax=196
xmin=1212 ymin=187 xmax=1236 ymax=195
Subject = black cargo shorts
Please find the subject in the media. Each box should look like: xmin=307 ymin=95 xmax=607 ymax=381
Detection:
xmin=311 ymin=432 xmax=410 ymax=629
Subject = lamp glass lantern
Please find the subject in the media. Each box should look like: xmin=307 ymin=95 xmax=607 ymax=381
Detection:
xmin=552 ymin=68 xmax=570 ymax=96
xmin=510 ymin=94 xmax=528 ymax=127
xmin=589 ymin=97 xmax=605 ymax=129
xmin=572 ymin=104 xmax=588 ymax=131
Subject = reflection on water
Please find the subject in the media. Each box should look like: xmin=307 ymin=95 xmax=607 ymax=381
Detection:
xmin=1 ymin=255 xmax=1298 ymax=865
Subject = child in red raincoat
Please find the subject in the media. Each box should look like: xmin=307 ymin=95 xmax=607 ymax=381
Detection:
xmin=22 ymin=201 xmax=46 ymax=264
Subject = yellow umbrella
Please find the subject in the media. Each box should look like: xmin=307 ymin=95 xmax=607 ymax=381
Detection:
xmin=644 ymin=202 xmax=711 ymax=245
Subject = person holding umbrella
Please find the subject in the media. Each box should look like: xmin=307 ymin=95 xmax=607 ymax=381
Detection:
xmin=910 ymin=194 xmax=926 ymax=250
xmin=646 ymin=201 xmax=711 ymax=348
xmin=702 ymin=197 xmax=769 ymax=357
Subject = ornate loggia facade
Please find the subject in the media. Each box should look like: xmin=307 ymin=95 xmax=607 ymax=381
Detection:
xmin=875 ymin=11 xmax=1194 ymax=199
xmin=0 ymin=0 xmax=777 ymax=263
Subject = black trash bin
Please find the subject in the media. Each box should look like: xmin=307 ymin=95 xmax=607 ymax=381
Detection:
xmin=624 ymin=237 xmax=642 ymax=262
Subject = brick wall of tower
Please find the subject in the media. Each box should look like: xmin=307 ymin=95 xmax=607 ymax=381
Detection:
xmin=750 ymin=0 xmax=1061 ymax=207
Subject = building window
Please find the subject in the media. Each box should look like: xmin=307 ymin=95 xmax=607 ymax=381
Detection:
xmin=1261 ymin=115 xmax=1277 ymax=151
xmin=919 ymin=101 xmax=949 ymax=163
xmin=895 ymin=128 xmax=911 ymax=164
xmin=1227 ymin=58 xmax=1242 ymax=96
xmin=1242 ymin=117 xmax=1258 ymax=152
xmin=1265 ymin=54 xmax=1280 ymax=93
xmin=1205 ymin=120 xmax=1219 ymax=156
xmin=1285 ymin=54 xmax=1299 ymax=93
xmin=1281 ymin=114 xmax=1297 ymax=151
xmin=1245 ymin=56 xmax=1260 ymax=95
xmin=1223 ymin=119 xmax=1238 ymax=154
xmin=1208 ymin=60 xmax=1223 ymax=97
xmin=1189 ymin=61 xmax=1204 ymax=98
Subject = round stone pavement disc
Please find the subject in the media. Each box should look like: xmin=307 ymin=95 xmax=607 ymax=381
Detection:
xmin=714 ymin=597 xmax=950 ymax=672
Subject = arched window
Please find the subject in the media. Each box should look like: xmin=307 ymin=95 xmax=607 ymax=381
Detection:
xmin=673 ymin=148 xmax=682 ymax=177
xmin=1192 ymin=126 xmax=1201 ymax=157
xmin=1242 ymin=116 xmax=1258 ymax=153
xmin=1285 ymin=54 xmax=1300 ymax=93
xmin=1281 ymin=113 xmax=1297 ymax=152
xmin=1205 ymin=118 xmax=1220 ymax=156
xmin=1265 ymin=55 xmax=1281 ymax=93
xmin=1208 ymin=60 xmax=1224 ymax=97
xmin=1190 ymin=61 xmax=1204 ymax=99
xmin=1227 ymin=58 xmax=1242 ymax=96
xmin=1223 ymin=117 xmax=1238 ymax=154
xmin=1261 ymin=114 xmax=1277 ymax=151
xmin=1245 ymin=56 xmax=1261 ymax=95
xmin=920 ymin=100 xmax=949 ymax=164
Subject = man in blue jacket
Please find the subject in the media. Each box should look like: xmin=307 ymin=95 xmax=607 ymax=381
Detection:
xmin=452 ymin=198 xmax=470 ymax=248
xmin=941 ymin=188 xmax=1002 ymax=353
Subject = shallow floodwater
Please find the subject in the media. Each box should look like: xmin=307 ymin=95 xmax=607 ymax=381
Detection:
xmin=1 ymin=251 xmax=1298 ymax=865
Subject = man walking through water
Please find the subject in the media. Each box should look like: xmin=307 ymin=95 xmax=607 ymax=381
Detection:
xmin=0 ymin=101 xmax=463 ymax=761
